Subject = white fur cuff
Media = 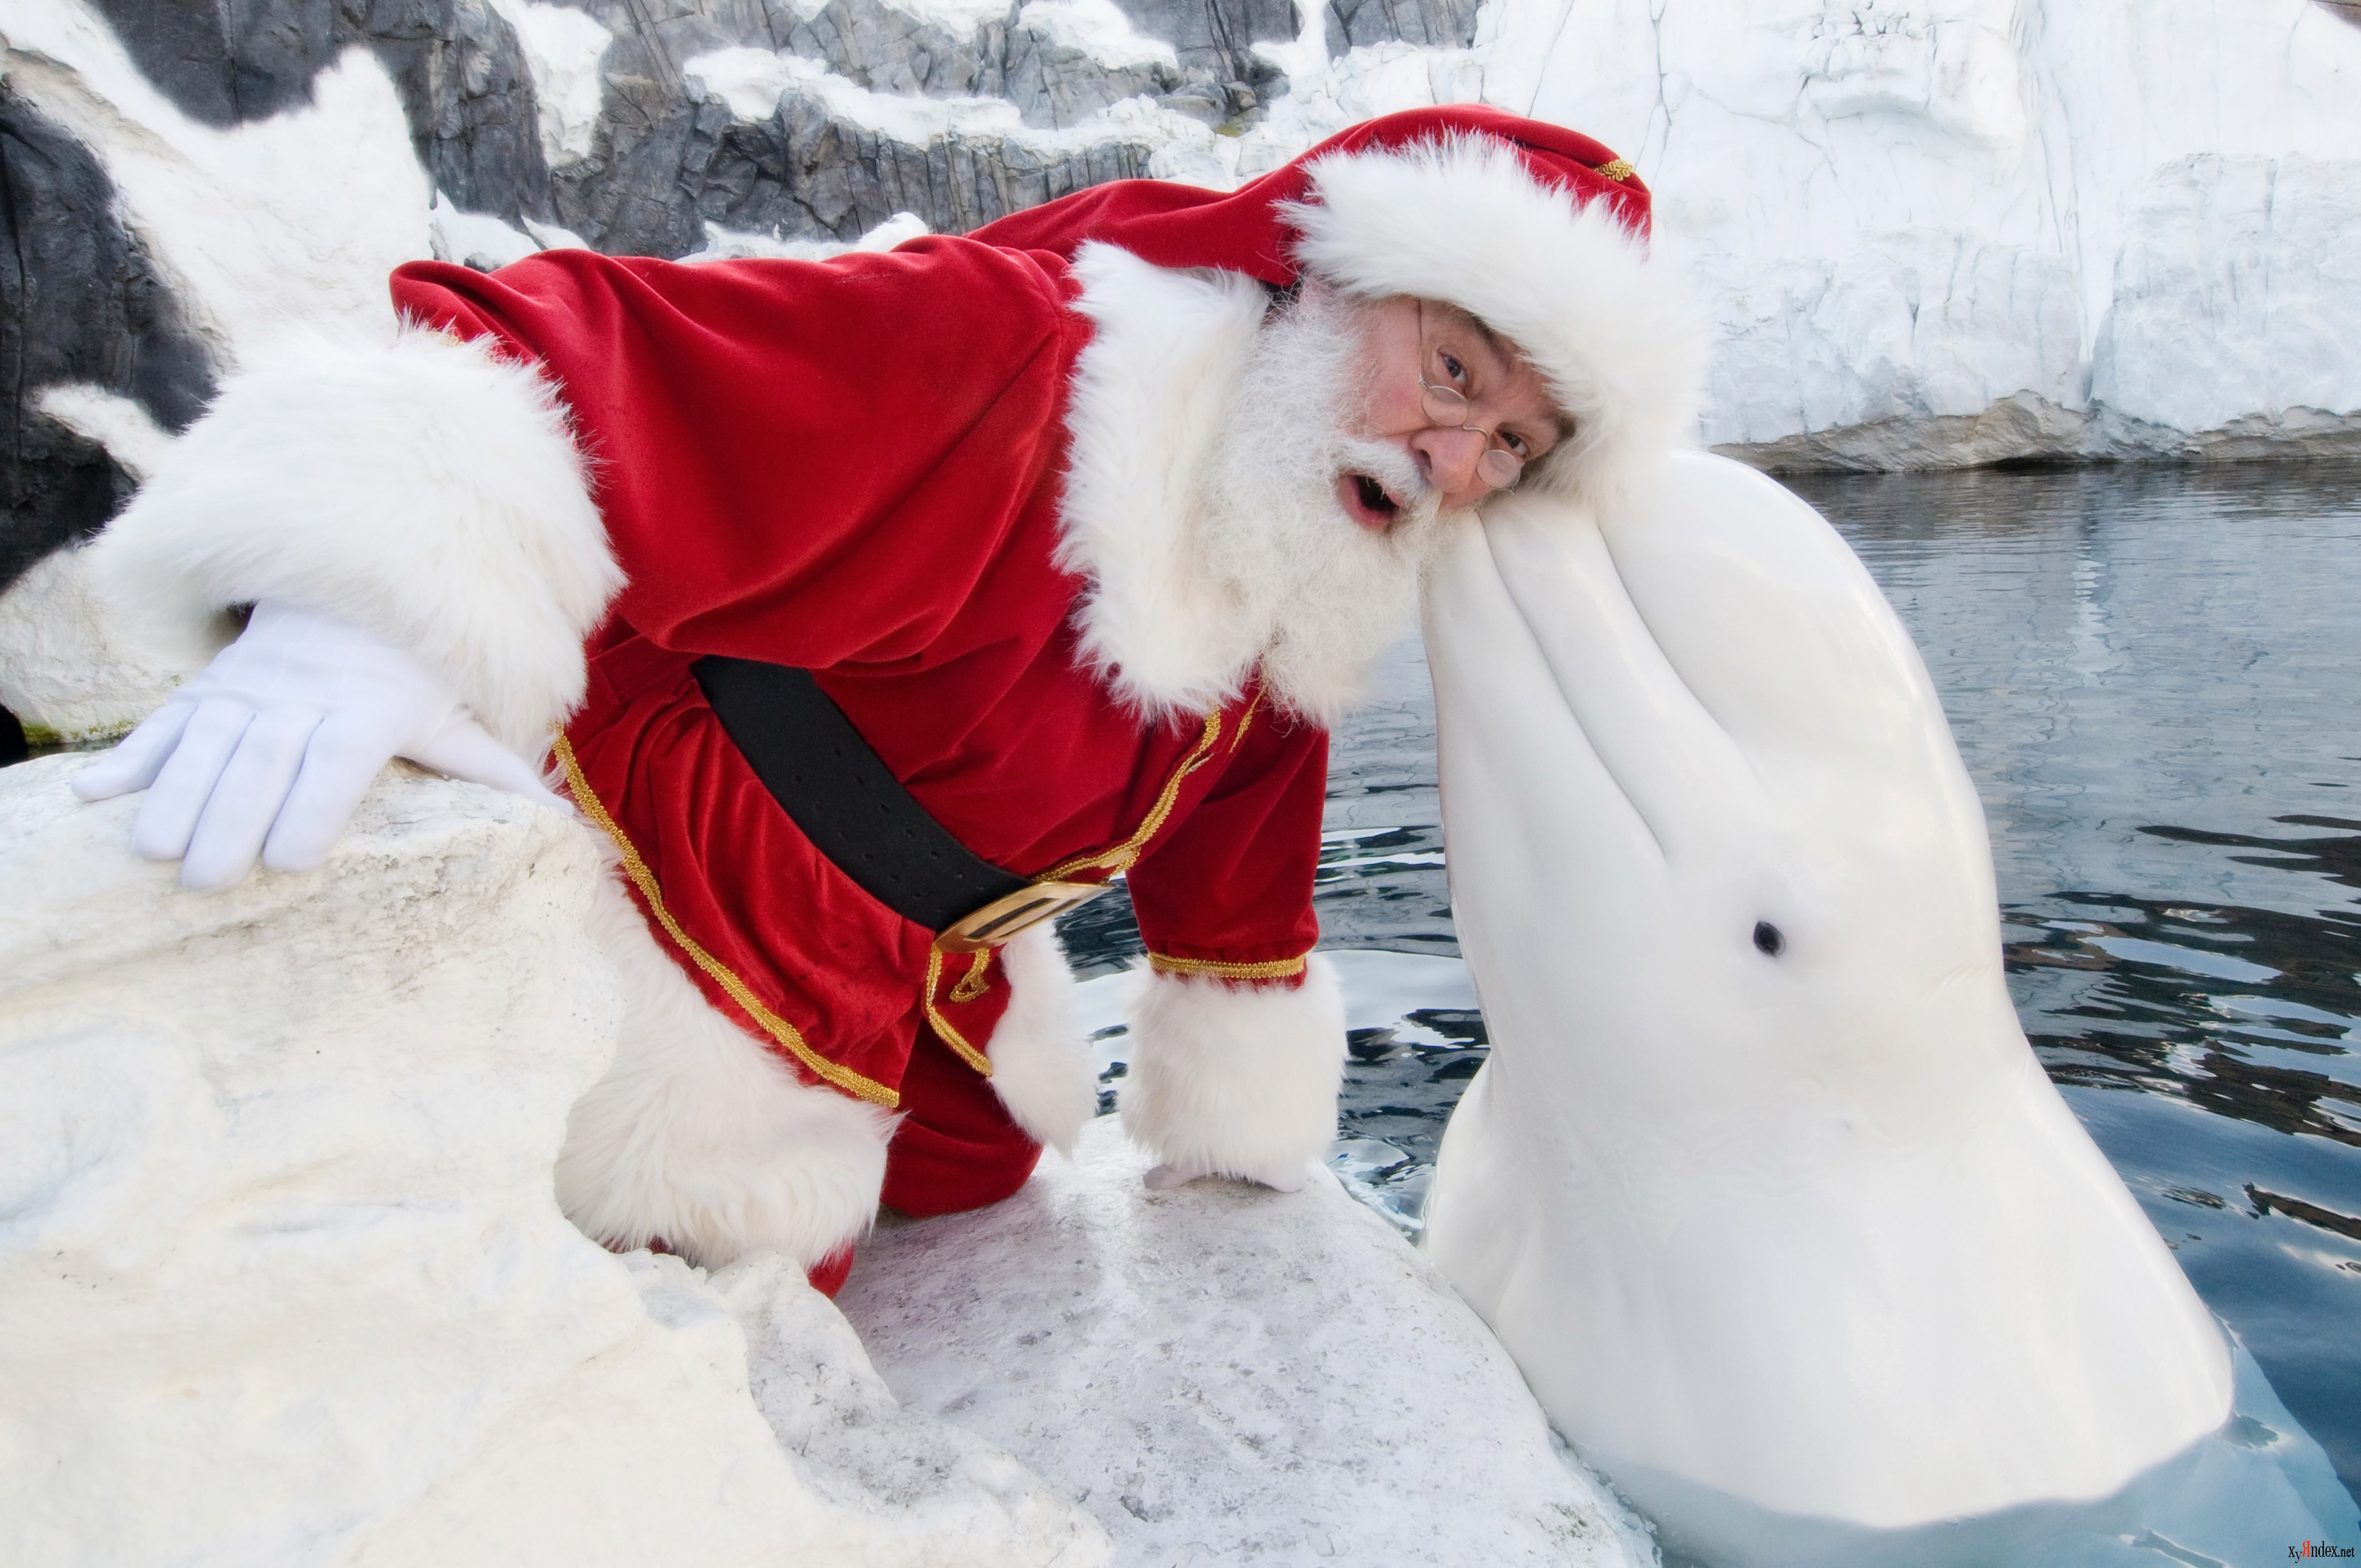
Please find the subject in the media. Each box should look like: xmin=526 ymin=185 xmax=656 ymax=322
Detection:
xmin=85 ymin=327 xmax=620 ymax=756
xmin=984 ymin=923 xmax=1098 ymax=1155
xmin=1118 ymin=955 xmax=1345 ymax=1181
xmin=558 ymin=874 xmax=894 ymax=1270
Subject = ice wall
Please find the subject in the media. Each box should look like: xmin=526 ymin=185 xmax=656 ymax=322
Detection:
xmin=1483 ymin=0 xmax=2361 ymax=466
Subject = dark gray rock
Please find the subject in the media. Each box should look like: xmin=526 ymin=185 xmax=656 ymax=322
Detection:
xmin=541 ymin=0 xmax=1361 ymax=253
xmin=560 ymin=0 xmax=1176 ymax=124
xmin=84 ymin=0 xmax=344 ymax=125
xmin=551 ymin=73 xmax=1161 ymax=254
xmin=87 ymin=0 xmax=554 ymax=224
xmin=0 ymin=87 xmax=214 ymax=597
xmin=1104 ymin=0 xmax=1295 ymax=105
xmin=1322 ymin=0 xmax=1476 ymax=56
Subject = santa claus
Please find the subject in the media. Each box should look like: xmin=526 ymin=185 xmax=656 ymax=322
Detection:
xmin=69 ymin=107 xmax=1698 ymax=1294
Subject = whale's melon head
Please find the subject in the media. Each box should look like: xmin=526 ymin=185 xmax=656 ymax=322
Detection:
xmin=1420 ymin=451 xmax=2231 ymax=1537
xmin=1426 ymin=452 xmax=2025 ymax=1154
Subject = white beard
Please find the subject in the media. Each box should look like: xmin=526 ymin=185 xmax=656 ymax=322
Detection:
xmin=1193 ymin=287 xmax=1467 ymax=728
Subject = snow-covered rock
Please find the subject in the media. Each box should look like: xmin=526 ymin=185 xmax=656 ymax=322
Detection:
xmin=840 ymin=1116 xmax=1657 ymax=1566
xmin=0 ymin=756 xmax=1105 ymax=1568
xmin=1 ymin=754 xmax=1641 ymax=1565
xmin=0 ymin=544 xmax=193 ymax=745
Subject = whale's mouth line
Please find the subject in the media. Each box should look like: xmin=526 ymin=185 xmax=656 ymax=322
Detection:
xmin=1478 ymin=519 xmax=1670 ymax=867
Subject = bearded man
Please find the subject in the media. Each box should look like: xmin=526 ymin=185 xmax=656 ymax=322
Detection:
xmin=68 ymin=107 xmax=1697 ymax=1294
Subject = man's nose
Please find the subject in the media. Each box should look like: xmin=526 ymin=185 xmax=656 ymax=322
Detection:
xmin=1409 ymin=424 xmax=1489 ymax=494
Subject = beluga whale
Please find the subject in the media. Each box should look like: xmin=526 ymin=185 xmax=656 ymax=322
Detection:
xmin=1418 ymin=451 xmax=2356 ymax=1564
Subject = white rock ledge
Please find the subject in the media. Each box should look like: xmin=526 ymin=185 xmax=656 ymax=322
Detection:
xmin=0 ymin=755 xmax=1644 ymax=1566
xmin=840 ymin=1118 xmax=1656 ymax=1566
xmin=0 ymin=758 xmax=1101 ymax=1568
xmin=1715 ymin=395 xmax=2361 ymax=474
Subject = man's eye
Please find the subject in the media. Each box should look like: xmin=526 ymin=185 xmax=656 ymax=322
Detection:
xmin=1440 ymin=352 xmax=1466 ymax=383
xmin=1503 ymin=430 xmax=1531 ymax=456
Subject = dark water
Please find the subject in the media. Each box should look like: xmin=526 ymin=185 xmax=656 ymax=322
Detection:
xmin=1063 ymin=459 xmax=2361 ymax=1511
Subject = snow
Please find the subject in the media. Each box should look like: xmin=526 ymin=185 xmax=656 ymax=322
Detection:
xmin=0 ymin=545 xmax=193 ymax=744
xmin=1015 ymin=0 xmax=1178 ymax=72
xmin=876 ymin=0 xmax=1025 ymax=38
xmin=0 ymin=3 xmax=428 ymax=355
xmin=483 ymin=0 xmax=614 ymax=167
xmin=681 ymin=211 xmax=933 ymax=262
xmin=681 ymin=44 xmax=1216 ymax=161
xmin=1237 ymin=43 xmax=1485 ymax=178
xmin=428 ymin=191 xmax=544 ymax=270
xmin=839 ymin=1115 xmax=1657 ymax=1566
xmin=0 ymin=394 xmax=198 ymax=742
xmin=0 ymin=757 xmax=1107 ymax=1568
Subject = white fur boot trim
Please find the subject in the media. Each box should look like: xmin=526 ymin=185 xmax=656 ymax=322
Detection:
xmin=557 ymin=873 xmax=894 ymax=1270
xmin=1118 ymin=954 xmax=1345 ymax=1184
xmin=982 ymin=923 xmax=1097 ymax=1155
xmin=84 ymin=325 xmax=619 ymax=756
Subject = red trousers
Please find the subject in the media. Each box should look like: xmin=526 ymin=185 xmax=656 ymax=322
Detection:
xmin=804 ymin=1021 xmax=1046 ymax=1297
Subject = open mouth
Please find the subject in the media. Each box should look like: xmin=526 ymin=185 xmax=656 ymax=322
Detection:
xmin=1336 ymin=472 xmax=1402 ymax=532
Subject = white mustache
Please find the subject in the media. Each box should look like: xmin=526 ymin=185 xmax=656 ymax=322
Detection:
xmin=1333 ymin=436 xmax=1432 ymax=514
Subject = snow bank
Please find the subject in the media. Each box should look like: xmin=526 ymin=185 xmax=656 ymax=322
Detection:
xmin=840 ymin=1115 xmax=1659 ymax=1566
xmin=0 ymin=756 xmax=1105 ymax=1568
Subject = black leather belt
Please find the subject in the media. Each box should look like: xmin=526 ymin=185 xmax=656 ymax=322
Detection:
xmin=692 ymin=655 xmax=1107 ymax=952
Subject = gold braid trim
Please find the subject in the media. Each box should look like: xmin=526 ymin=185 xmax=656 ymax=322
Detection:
xmin=948 ymin=948 xmax=994 ymax=1003
xmin=1594 ymin=158 xmax=1636 ymax=183
xmin=1044 ymin=710 xmax=1225 ymax=880
xmin=1228 ymin=687 xmax=1263 ymax=754
xmin=1148 ymin=952 xmax=1310 ymax=981
xmin=553 ymin=735 xmax=901 ymax=1108
xmin=922 ymin=947 xmax=995 ymax=1075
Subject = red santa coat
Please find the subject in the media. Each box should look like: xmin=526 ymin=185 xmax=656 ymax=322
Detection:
xmin=389 ymin=237 xmax=1326 ymax=1211
xmin=88 ymin=105 xmax=1691 ymax=1275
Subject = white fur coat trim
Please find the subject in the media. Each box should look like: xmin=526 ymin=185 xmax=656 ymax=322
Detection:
xmin=1288 ymin=135 xmax=1703 ymax=514
xmin=84 ymin=327 xmax=618 ymax=756
xmin=1118 ymin=955 xmax=1346 ymax=1179
xmin=982 ymin=923 xmax=1099 ymax=1154
xmin=557 ymin=871 xmax=894 ymax=1270
xmin=1057 ymin=243 xmax=1273 ymax=721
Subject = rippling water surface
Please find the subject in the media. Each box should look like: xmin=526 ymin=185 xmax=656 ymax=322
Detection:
xmin=1064 ymin=459 xmax=2361 ymax=1511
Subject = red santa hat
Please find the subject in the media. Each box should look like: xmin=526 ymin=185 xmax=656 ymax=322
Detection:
xmin=971 ymin=106 xmax=1702 ymax=509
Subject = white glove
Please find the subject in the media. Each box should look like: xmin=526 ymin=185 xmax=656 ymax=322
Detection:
xmin=74 ymin=600 xmax=564 ymax=889
xmin=1142 ymin=1159 xmax=1309 ymax=1194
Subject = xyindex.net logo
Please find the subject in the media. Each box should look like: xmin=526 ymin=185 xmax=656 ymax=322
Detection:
xmin=2290 ymin=1543 xmax=2356 ymax=1560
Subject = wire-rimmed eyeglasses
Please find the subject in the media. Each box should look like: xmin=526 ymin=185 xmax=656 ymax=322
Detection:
xmin=1415 ymin=301 xmax=1524 ymax=492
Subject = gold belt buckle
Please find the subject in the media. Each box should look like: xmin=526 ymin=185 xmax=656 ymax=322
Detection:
xmin=934 ymin=880 xmax=1111 ymax=954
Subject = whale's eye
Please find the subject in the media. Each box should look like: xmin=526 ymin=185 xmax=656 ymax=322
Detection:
xmin=1753 ymin=921 xmax=1784 ymax=957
